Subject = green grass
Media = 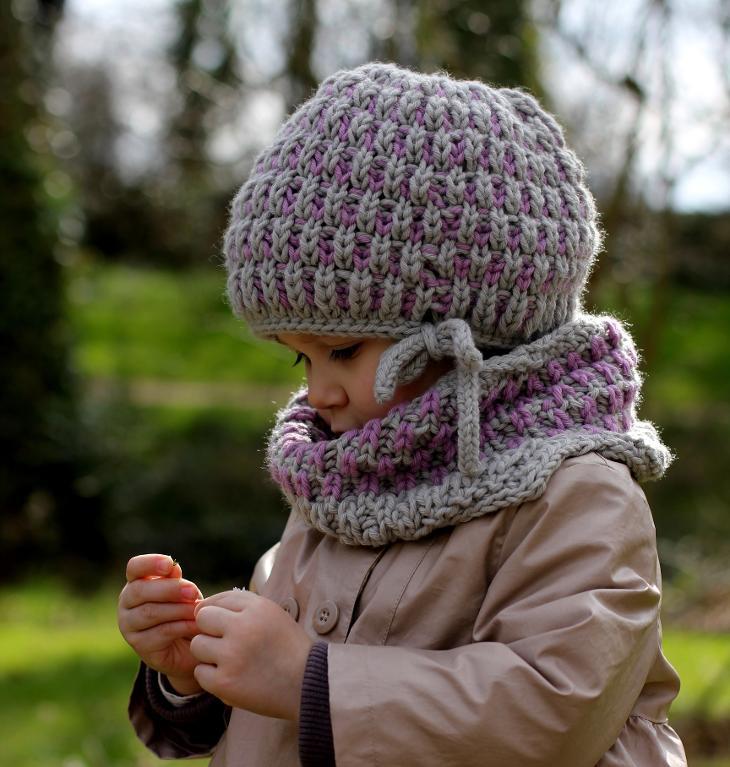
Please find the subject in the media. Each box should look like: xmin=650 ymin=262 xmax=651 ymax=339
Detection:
xmin=0 ymin=580 xmax=208 ymax=767
xmin=2 ymin=580 xmax=730 ymax=765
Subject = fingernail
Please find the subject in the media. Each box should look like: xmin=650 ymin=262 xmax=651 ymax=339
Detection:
xmin=156 ymin=557 xmax=172 ymax=574
xmin=181 ymin=585 xmax=197 ymax=600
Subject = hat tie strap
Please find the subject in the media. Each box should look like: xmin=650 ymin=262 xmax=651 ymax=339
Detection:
xmin=374 ymin=319 xmax=483 ymax=478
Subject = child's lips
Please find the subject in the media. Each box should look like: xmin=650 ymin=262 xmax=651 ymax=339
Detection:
xmin=317 ymin=411 xmax=341 ymax=434
xmin=325 ymin=415 xmax=346 ymax=435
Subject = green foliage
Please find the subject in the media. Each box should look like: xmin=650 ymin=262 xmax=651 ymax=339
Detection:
xmin=89 ymin=398 xmax=288 ymax=587
xmin=663 ymin=631 xmax=730 ymax=719
xmin=589 ymin=279 xmax=730 ymax=555
xmin=0 ymin=1 xmax=107 ymax=580
xmin=61 ymin=261 xmax=305 ymax=585
xmin=646 ymin=289 xmax=730 ymax=410
xmin=68 ymin=261 xmax=302 ymax=385
xmin=593 ymin=283 xmax=730 ymax=410
xmin=410 ymin=0 xmax=542 ymax=93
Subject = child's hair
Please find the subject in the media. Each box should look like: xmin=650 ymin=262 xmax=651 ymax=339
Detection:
xmin=223 ymin=61 xmax=601 ymax=350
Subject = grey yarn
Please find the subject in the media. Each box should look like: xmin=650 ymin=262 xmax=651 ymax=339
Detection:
xmin=221 ymin=62 xmax=672 ymax=546
xmin=267 ymin=315 xmax=672 ymax=547
xmin=224 ymin=61 xmax=600 ymax=350
xmin=374 ymin=318 xmax=484 ymax=477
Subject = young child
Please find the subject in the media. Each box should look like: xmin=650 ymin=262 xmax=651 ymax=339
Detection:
xmin=118 ymin=62 xmax=688 ymax=766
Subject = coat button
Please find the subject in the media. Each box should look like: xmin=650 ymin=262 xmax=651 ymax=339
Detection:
xmin=313 ymin=600 xmax=339 ymax=634
xmin=280 ymin=597 xmax=300 ymax=621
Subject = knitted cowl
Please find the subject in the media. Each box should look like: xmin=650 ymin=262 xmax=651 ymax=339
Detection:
xmin=266 ymin=314 xmax=672 ymax=547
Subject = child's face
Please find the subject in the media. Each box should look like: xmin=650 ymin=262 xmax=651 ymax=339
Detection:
xmin=276 ymin=333 xmax=451 ymax=434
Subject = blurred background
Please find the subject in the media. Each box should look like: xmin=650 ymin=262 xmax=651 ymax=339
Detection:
xmin=1 ymin=0 xmax=728 ymax=764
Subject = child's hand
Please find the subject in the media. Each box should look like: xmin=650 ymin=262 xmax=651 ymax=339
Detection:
xmin=118 ymin=553 xmax=204 ymax=695
xmin=191 ymin=590 xmax=314 ymax=721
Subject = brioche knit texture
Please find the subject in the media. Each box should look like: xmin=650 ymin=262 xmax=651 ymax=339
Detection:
xmin=224 ymin=62 xmax=600 ymax=348
xmin=223 ymin=62 xmax=670 ymax=545
xmin=266 ymin=316 xmax=671 ymax=547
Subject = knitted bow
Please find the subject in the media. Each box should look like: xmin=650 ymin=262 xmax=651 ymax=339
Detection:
xmin=374 ymin=319 xmax=484 ymax=478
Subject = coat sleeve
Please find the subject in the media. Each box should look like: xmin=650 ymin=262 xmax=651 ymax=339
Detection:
xmin=128 ymin=661 xmax=230 ymax=758
xmin=327 ymin=458 xmax=664 ymax=767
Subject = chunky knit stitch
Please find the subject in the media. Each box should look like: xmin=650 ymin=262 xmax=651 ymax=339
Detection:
xmin=223 ymin=62 xmax=671 ymax=544
xmin=224 ymin=62 xmax=600 ymax=349
xmin=266 ymin=315 xmax=671 ymax=547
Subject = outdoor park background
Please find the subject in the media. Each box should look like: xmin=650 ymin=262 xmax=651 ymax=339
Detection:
xmin=1 ymin=0 xmax=729 ymax=764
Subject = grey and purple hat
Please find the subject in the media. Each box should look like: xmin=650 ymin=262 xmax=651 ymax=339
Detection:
xmin=223 ymin=61 xmax=601 ymax=353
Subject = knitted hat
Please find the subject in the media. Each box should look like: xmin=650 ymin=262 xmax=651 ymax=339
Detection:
xmin=224 ymin=61 xmax=601 ymax=350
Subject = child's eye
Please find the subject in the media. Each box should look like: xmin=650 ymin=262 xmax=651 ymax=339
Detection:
xmin=330 ymin=343 xmax=361 ymax=361
xmin=292 ymin=352 xmax=308 ymax=367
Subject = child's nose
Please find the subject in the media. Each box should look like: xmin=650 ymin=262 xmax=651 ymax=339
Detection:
xmin=307 ymin=369 xmax=348 ymax=410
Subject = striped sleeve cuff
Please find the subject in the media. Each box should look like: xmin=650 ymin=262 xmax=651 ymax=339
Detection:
xmin=143 ymin=664 xmax=224 ymax=724
xmin=299 ymin=641 xmax=336 ymax=766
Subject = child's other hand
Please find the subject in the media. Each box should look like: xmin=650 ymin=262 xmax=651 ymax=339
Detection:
xmin=191 ymin=590 xmax=314 ymax=721
xmin=118 ymin=554 xmax=204 ymax=695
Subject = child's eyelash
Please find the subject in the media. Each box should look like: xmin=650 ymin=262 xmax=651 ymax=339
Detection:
xmin=291 ymin=344 xmax=361 ymax=366
xmin=330 ymin=343 xmax=361 ymax=361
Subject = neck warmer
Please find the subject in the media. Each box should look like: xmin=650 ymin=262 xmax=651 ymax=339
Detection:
xmin=266 ymin=315 xmax=671 ymax=547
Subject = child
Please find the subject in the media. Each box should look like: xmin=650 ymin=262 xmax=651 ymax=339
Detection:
xmin=118 ymin=62 xmax=688 ymax=765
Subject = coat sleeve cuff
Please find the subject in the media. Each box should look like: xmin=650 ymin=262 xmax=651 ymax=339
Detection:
xmin=158 ymin=671 xmax=205 ymax=707
xmin=129 ymin=662 xmax=230 ymax=759
xmin=299 ymin=641 xmax=336 ymax=767
xmin=143 ymin=663 xmax=225 ymax=724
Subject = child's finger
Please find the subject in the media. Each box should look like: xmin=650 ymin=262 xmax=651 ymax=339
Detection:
xmin=193 ymin=663 xmax=221 ymax=699
xmin=120 ymin=577 xmax=202 ymax=610
xmin=128 ymin=620 xmax=200 ymax=654
xmin=194 ymin=604 xmax=231 ymax=637
xmin=194 ymin=589 xmax=250 ymax=617
xmin=189 ymin=633 xmax=222 ymax=664
xmin=122 ymin=600 xmax=197 ymax=633
xmin=126 ymin=554 xmax=175 ymax=582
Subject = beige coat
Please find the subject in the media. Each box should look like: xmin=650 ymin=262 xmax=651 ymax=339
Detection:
xmin=131 ymin=453 xmax=687 ymax=766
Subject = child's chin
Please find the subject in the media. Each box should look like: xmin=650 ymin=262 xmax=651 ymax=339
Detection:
xmin=330 ymin=422 xmax=361 ymax=436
